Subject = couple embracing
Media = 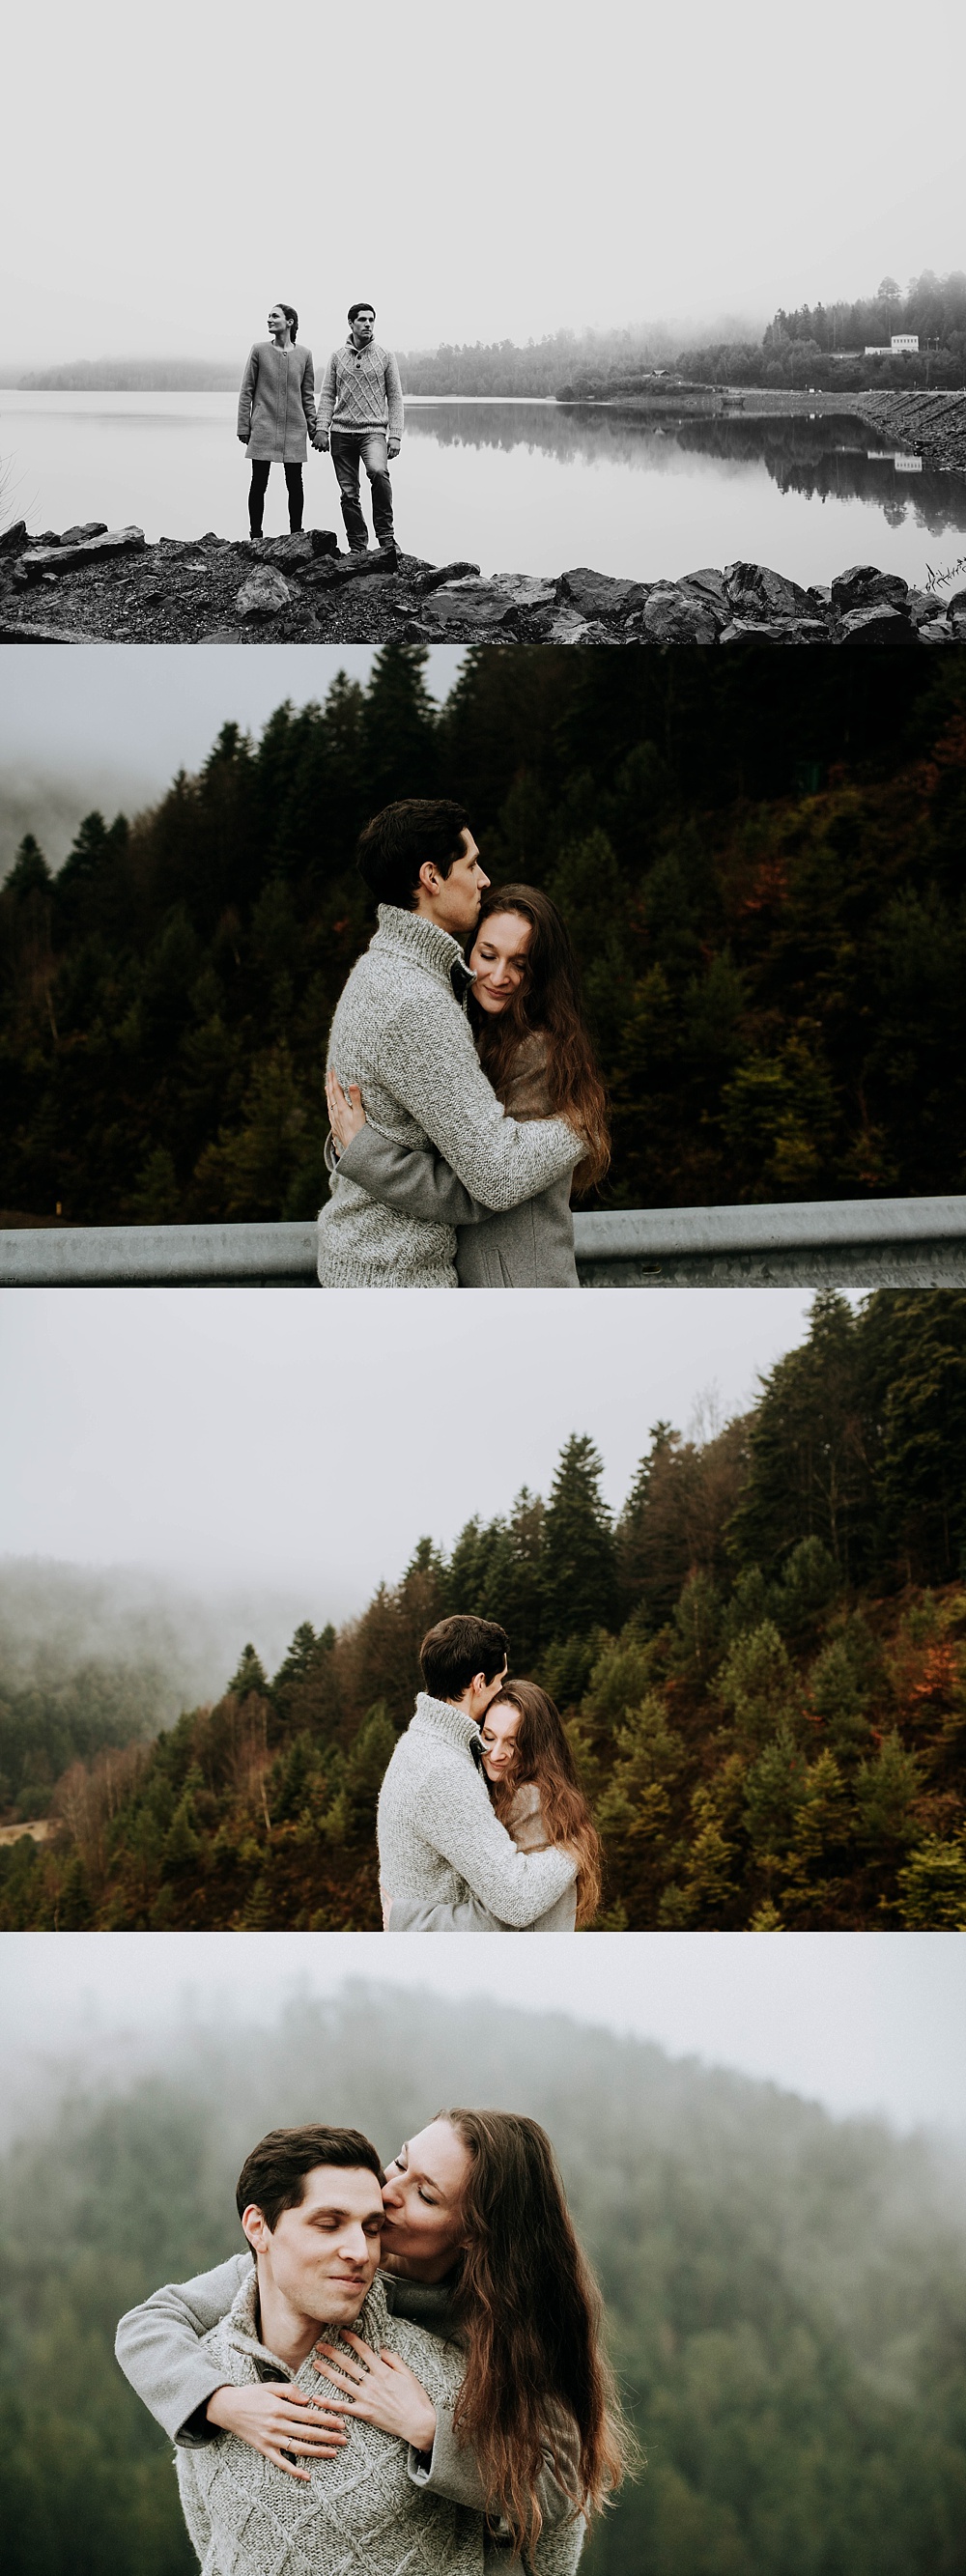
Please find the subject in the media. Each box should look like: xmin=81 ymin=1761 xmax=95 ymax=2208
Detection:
xmin=116 ymin=2107 xmax=630 ymax=2576
xmin=318 ymin=804 xmax=610 ymax=1288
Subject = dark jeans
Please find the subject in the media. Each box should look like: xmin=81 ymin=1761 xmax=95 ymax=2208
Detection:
xmin=248 ymin=461 xmax=303 ymax=535
xmin=329 ymin=429 xmax=394 ymax=548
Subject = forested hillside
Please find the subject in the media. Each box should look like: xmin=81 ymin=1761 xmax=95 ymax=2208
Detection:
xmin=3 ymin=1291 xmax=964 ymax=1933
xmin=3 ymin=646 xmax=966 ymax=1225
xmin=2 ymin=1984 xmax=964 ymax=2576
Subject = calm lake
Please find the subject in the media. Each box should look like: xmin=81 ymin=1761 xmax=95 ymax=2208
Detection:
xmin=4 ymin=389 xmax=966 ymax=590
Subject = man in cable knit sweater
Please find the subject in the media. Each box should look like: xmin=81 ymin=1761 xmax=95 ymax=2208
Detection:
xmin=174 ymin=2123 xmax=483 ymax=2576
xmin=317 ymin=802 xmax=578 ymax=1288
xmin=377 ymin=1616 xmax=578 ymax=1932
xmin=315 ymin=301 xmax=404 ymax=552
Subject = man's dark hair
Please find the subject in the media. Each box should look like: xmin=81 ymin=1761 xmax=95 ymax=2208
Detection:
xmin=348 ymin=301 xmax=376 ymax=323
xmin=420 ymin=1615 xmax=509 ymax=1701
xmin=236 ymin=2125 xmax=384 ymax=2232
xmin=355 ymin=800 xmax=472 ymax=912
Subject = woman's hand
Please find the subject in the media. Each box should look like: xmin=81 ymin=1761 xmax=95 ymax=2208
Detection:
xmin=205 ymin=2380 xmax=349 ymax=2482
xmin=327 ymin=1069 xmax=367 ymax=1150
xmin=312 ymin=2332 xmax=437 ymax=2454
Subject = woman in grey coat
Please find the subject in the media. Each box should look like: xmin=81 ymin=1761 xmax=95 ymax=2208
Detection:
xmin=237 ymin=302 xmax=316 ymax=537
xmin=327 ymin=884 xmax=611 ymax=1287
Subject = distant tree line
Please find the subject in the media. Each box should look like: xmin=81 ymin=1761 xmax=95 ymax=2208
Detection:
xmin=671 ymin=271 xmax=966 ymax=396
xmin=3 ymin=644 xmax=966 ymax=1228
xmin=3 ymin=1290 xmax=965 ymax=1934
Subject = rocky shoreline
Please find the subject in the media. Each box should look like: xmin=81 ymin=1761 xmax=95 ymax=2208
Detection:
xmin=0 ymin=518 xmax=964 ymax=645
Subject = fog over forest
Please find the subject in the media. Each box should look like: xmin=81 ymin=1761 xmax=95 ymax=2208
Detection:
xmin=3 ymin=1976 xmax=965 ymax=2576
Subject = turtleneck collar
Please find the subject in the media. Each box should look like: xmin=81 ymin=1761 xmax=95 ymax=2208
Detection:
xmin=373 ymin=904 xmax=475 ymax=1004
xmin=411 ymin=1690 xmax=482 ymax=1759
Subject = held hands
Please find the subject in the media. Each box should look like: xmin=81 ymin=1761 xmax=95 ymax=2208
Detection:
xmin=387 ymin=439 xmax=401 ymax=460
xmin=313 ymin=2332 xmax=437 ymax=2454
xmin=205 ymin=2380 xmax=349 ymax=2483
xmin=314 ymin=432 xmax=330 ymax=451
xmin=327 ymin=1069 xmax=367 ymax=1151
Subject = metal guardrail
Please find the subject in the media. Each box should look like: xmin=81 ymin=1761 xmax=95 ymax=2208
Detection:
xmin=3 ymin=1197 xmax=966 ymax=1288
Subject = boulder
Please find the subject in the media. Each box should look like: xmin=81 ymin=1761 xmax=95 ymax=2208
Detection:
xmin=60 ymin=522 xmax=108 ymax=544
xmin=719 ymin=618 xmax=787 ymax=646
xmin=904 ymin=588 xmax=947 ymax=626
xmin=413 ymin=560 xmax=482 ymax=596
xmin=830 ymin=565 xmax=909 ymax=614
xmin=303 ymin=546 xmax=398 ymax=588
xmin=0 ymin=520 xmax=27 ymax=555
xmin=246 ymin=530 xmax=338 ymax=570
xmin=15 ymin=525 xmax=146 ymax=583
xmin=679 ymin=566 xmax=729 ymax=618
xmin=557 ymin=567 xmax=652 ymax=620
xmin=636 ymin=586 xmax=718 ymax=643
xmin=724 ymin=561 xmax=814 ymax=619
xmin=235 ymin=567 xmax=291 ymax=619
xmin=917 ymin=620 xmax=953 ymax=644
xmin=947 ymin=588 xmax=966 ymax=619
xmin=837 ymin=603 xmax=914 ymax=646
xmin=419 ymin=580 xmax=521 ymax=634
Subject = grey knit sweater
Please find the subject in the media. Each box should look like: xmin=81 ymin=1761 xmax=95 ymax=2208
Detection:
xmin=385 ymin=1782 xmax=579 ymax=1933
xmin=377 ymin=1694 xmax=577 ymax=1927
xmin=317 ymin=909 xmax=578 ymax=1288
xmin=317 ymin=339 xmax=405 ymax=440
xmin=175 ymin=2268 xmax=479 ymax=2576
xmin=237 ymin=343 xmax=317 ymax=460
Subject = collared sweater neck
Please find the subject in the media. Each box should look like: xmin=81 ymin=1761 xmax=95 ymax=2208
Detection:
xmin=373 ymin=904 xmax=475 ymax=1003
xmin=411 ymin=1689 xmax=481 ymax=1758
xmin=227 ymin=2262 xmax=390 ymax=2376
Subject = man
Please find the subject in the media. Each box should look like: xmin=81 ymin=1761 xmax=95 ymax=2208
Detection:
xmin=377 ymin=1615 xmax=578 ymax=1932
xmin=162 ymin=2123 xmax=483 ymax=2576
xmin=315 ymin=302 xmax=404 ymax=553
xmin=316 ymin=801 xmax=577 ymax=1288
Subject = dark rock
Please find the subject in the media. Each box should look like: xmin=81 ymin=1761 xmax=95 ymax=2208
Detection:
xmin=0 ymin=620 xmax=102 ymax=642
xmin=905 ymin=588 xmax=947 ymax=626
xmin=246 ymin=533 xmax=316 ymax=571
xmin=0 ymin=520 xmax=27 ymax=555
xmin=837 ymin=603 xmax=915 ymax=646
xmin=724 ymin=561 xmax=814 ymax=619
xmin=302 ymin=547 xmax=398 ymax=588
xmin=419 ymin=580 xmax=521 ymax=634
xmin=947 ymin=588 xmax=966 ymax=618
xmin=236 ymin=568 xmax=291 ymax=619
xmin=413 ymin=560 xmax=482 ymax=597
xmin=15 ymin=526 xmax=146 ymax=583
xmin=636 ymin=587 xmax=718 ymax=643
xmin=918 ymin=620 xmax=953 ymax=643
xmin=557 ymin=567 xmax=652 ymax=620
xmin=679 ymin=566 xmax=729 ymax=619
xmin=831 ymin=565 xmax=909 ymax=614
xmin=60 ymin=521 xmax=108 ymax=544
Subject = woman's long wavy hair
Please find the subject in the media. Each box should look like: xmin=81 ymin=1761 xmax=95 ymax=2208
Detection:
xmin=468 ymin=885 xmax=610 ymax=1194
xmin=440 ymin=2109 xmax=633 ymax=2560
xmin=488 ymin=1680 xmax=602 ymax=1928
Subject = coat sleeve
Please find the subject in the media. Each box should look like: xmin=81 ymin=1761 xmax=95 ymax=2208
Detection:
xmin=316 ymin=349 xmax=338 ymax=434
xmin=415 ymin=1758 xmax=576 ymax=1927
xmin=115 ymin=2252 xmax=251 ymax=2444
xmin=237 ymin=348 xmax=258 ymax=440
xmin=367 ymin=996 xmax=578 ymax=1213
xmin=409 ymin=2404 xmax=583 ymax=2535
xmin=384 ymin=351 xmax=405 ymax=441
xmin=300 ymin=350 xmax=317 ymax=440
xmin=335 ymin=1124 xmax=488 ymax=1227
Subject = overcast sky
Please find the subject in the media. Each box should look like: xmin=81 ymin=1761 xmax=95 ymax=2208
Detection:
xmin=0 ymin=646 xmax=462 ymax=876
xmin=3 ymin=1931 xmax=964 ymax=2136
xmin=3 ymin=0 xmax=965 ymax=365
xmin=1 ymin=1288 xmax=824 ymax=1619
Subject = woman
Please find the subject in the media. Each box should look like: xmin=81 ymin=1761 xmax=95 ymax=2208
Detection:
xmin=479 ymin=1682 xmax=602 ymax=1932
xmin=237 ymin=302 xmax=316 ymax=539
xmin=116 ymin=2110 xmax=631 ymax=2572
xmin=327 ymin=885 xmax=610 ymax=1288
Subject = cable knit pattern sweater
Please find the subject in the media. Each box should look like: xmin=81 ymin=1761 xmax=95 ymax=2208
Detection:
xmin=377 ymin=1693 xmax=577 ymax=1927
xmin=316 ymin=339 xmax=405 ymax=440
xmin=175 ymin=2268 xmax=479 ymax=2576
xmin=317 ymin=909 xmax=578 ymax=1288
xmin=237 ymin=344 xmax=317 ymax=460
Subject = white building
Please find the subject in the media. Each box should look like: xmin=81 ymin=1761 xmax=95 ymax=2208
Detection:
xmin=864 ymin=334 xmax=920 ymax=354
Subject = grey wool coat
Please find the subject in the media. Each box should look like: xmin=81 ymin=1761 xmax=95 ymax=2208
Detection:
xmin=116 ymin=2255 xmax=586 ymax=2576
xmin=377 ymin=1693 xmax=577 ymax=1929
xmin=318 ymin=908 xmax=579 ymax=1288
xmin=237 ymin=342 xmax=317 ymax=459
xmin=335 ymin=1030 xmax=580 ymax=1288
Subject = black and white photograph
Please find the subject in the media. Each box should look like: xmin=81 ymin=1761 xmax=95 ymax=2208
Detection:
xmin=3 ymin=3 xmax=966 ymax=2573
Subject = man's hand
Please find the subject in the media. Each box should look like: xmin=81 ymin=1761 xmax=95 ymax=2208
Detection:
xmin=205 ymin=2381 xmax=349 ymax=2482
xmin=314 ymin=433 xmax=330 ymax=452
xmin=238 ymin=435 xmax=249 ymax=444
xmin=387 ymin=440 xmax=401 ymax=460
xmin=327 ymin=1069 xmax=367 ymax=1150
xmin=313 ymin=2333 xmax=437 ymax=2453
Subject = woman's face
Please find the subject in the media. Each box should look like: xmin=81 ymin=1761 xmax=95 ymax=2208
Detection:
xmin=479 ymin=1698 xmax=522 ymax=1783
xmin=380 ymin=2118 xmax=472 ymax=2281
xmin=268 ymin=305 xmax=291 ymax=339
xmin=469 ymin=911 xmax=532 ymax=1015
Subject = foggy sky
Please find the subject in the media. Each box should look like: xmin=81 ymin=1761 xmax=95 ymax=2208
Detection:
xmin=3 ymin=1931 xmax=964 ymax=2136
xmin=3 ymin=0 xmax=965 ymax=366
xmin=0 ymin=646 xmax=463 ymax=877
xmin=1 ymin=1288 xmax=825 ymax=1609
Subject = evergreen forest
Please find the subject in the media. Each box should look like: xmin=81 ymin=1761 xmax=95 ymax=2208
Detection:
xmin=2 ymin=1984 xmax=964 ymax=2576
xmin=3 ymin=1290 xmax=965 ymax=1934
xmin=3 ymin=646 xmax=966 ymax=1228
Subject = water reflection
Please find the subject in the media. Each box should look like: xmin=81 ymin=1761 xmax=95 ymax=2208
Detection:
xmin=408 ymin=402 xmax=966 ymax=537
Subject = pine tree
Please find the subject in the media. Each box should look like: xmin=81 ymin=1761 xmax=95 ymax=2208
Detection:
xmin=541 ymin=1434 xmax=618 ymax=1644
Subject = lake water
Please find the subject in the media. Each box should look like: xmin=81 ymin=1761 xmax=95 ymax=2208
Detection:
xmin=4 ymin=389 xmax=966 ymax=591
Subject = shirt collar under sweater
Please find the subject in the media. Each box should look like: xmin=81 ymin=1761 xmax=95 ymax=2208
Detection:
xmin=373 ymin=904 xmax=476 ymax=1006
xmin=410 ymin=1689 xmax=484 ymax=1764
